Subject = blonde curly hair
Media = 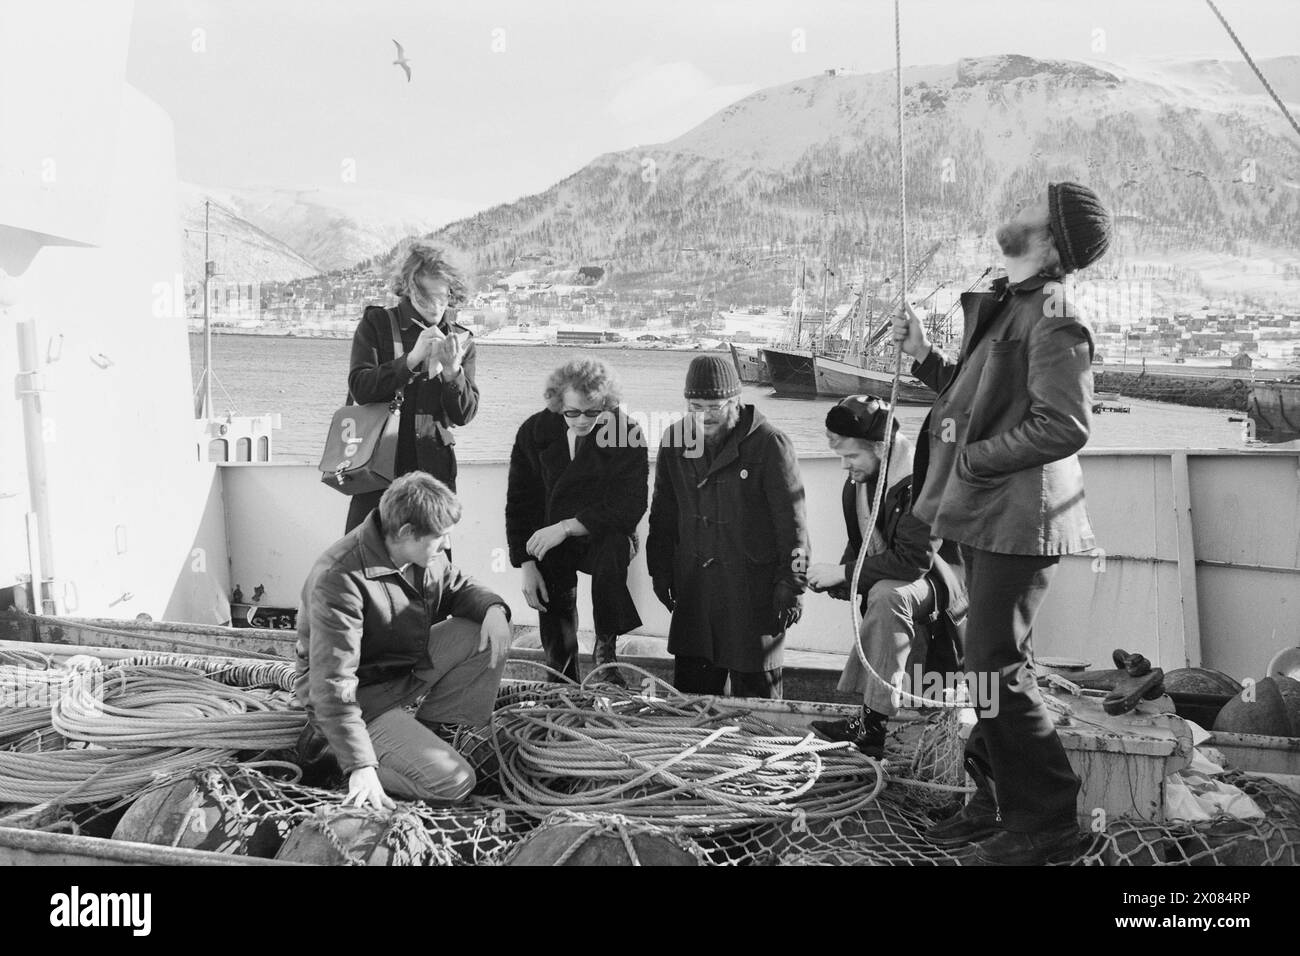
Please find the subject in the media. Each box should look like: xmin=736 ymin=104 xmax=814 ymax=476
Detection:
xmin=543 ymin=358 xmax=622 ymax=413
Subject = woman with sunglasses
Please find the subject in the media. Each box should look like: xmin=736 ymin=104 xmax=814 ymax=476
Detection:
xmin=505 ymin=358 xmax=648 ymax=685
xmin=343 ymin=241 xmax=480 ymax=532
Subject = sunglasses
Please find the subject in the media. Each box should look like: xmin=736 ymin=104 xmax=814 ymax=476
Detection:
xmin=562 ymin=408 xmax=604 ymax=419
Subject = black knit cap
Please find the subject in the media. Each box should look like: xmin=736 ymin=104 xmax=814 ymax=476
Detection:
xmin=825 ymin=395 xmax=899 ymax=442
xmin=684 ymin=355 xmax=741 ymax=400
xmin=1047 ymin=181 xmax=1112 ymax=274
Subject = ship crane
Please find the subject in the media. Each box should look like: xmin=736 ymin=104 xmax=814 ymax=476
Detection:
xmin=853 ymin=239 xmax=942 ymax=359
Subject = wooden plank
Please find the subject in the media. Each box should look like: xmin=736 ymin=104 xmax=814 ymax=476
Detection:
xmin=0 ymin=826 xmax=303 ymax=866
xmin=1170 ymin=451 xmax=1204 ymax=668
xmin=0 ymin=613 xmax=296 ymax=659
xmin=1207 ymin=731 xmax=1300 ymax=776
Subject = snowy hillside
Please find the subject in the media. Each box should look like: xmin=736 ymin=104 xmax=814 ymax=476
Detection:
xmin=180 ymin=183 xmax=482 ymax=280
xmin=373 ymin=54 xmax=1300 ymax=311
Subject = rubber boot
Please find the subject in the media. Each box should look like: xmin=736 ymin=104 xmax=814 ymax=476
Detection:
xmin=537 ymin=590 xmax=580 ymax=683
xmin=592 ymin=634 xmax=626 ymax=688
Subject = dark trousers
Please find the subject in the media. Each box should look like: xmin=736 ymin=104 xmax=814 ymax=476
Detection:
xmin=960 ymin=545 xmax=1080 ymax=832
xmin=673 ymin=655 xmax=782 ymax=700
xmin=537 ymin=532 xmax=642 ymax=682
xmin=345 ymin=489 xmax=385 ymax=534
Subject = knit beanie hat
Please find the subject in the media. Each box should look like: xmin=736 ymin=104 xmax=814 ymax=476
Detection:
xmin=1047 ymin=182 xmax=1112 ymax=274
xmin=684 ymin=355 xmax=741 ymax=400
xmin=825 ymin=396 xmax=899 ymax=442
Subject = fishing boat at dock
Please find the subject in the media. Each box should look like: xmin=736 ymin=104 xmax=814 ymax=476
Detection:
xmin=763 ymin=345 xmax=819 ymax=397
xmin=813 ymin=352 xmax=937 ymax=404
xmin=728 ymin=342 xmax=771 ymax=385
xmin=1249 ymin=381 xmax=1300 ymax=443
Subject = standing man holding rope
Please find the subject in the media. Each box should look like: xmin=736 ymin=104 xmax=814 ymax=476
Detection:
xmin=893 ymin=182 xmax=1111 ymax=865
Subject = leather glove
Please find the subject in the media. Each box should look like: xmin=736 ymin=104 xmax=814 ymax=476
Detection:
xmin=773 ymin=583 xmax=802 ymax=631
xmin=652 ymin=576 xmax=676 ymax=612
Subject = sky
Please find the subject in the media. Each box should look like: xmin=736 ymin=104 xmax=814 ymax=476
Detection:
xmin=125 ymin=0 xmax=1300 ymax=219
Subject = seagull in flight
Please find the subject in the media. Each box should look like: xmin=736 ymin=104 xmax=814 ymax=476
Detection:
xmin=392 ymin=39 xmax=411 ymax=82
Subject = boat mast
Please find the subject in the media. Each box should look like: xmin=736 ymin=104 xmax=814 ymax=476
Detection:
xmin=794 ymin=258 xmax=806 ymax=348
xmin=819 ymin=262 xmax=829 ymax=354
xmin=197 ymin=199 xmax=213 ymax=420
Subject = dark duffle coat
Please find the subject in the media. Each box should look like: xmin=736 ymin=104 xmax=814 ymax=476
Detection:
xmin=647 ymin=404 xmax=810 ymax=673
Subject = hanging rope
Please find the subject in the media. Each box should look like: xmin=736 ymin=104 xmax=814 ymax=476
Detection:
xmin=1205 ymin=0 xmax=1300 ymax=142
xmin=844 ymin=0 xmax=961 ymax=712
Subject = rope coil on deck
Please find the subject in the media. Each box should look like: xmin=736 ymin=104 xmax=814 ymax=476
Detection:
xmin=51 ymin=666 xmax=304 ymax=750
xmin=479 ymin=664 xmax=888 ymax=828
xmin=0 ymin=659 xmax=304 ymax=805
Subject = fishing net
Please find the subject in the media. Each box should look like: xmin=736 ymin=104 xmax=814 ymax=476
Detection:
xmin=1073 ymin=772 xmax=1300 ymax=866
xmin=125 ymin=762 xmax=534 ymax=865
xmin=502 ymin=811 xmax=712 ymax=866
xmin=3 ymin=652 xmax=1298 ymax=866
xmin=468 ymin=668 xmax=974 ymax=866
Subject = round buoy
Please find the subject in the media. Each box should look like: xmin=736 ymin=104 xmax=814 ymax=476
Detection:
xmin=112 ymin=774 xmax=282 ymax=856
xmin=506 ymin=819 xmax=700 ymax=866
xmin=1183 ymin=819 xmax=1299 ymax=867
xmin=1212 ymin=676 xmax=1300 ymax=738
xmin=1163 ymin=667 xmax=1243 ymax=697
xmin=275 ymin=810 xmax=445 ymax=866
xmin=1267 ymin=647 xmax=1300 ymax=682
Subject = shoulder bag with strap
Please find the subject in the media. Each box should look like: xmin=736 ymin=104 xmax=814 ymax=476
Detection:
xmin=318 ymin=307 xmax=406 ymax=496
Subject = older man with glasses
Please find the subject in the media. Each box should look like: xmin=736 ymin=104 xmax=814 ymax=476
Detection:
xmin=506 ymin=358 xmax=648 ymax=685
xmin=648 ymin=355 xmax=809 ymax=699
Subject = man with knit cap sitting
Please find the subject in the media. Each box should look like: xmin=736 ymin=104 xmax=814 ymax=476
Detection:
xmin=647 ymin=355 xmax=809 ymax=699
xmin=892 ymin=181 xmax=1111 ymax=865
xmin=805 ymin=397 xmax=966 ymax=758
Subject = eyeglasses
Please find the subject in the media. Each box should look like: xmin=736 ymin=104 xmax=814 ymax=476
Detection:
xmin=562 ymin=408 xmax=604 ymax=419
xmin=688 ymin=400 xmax=734 ymax=414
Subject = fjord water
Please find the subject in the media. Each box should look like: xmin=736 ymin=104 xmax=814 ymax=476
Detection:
xmin=191 ymin=334 xmax=1252 ymax=464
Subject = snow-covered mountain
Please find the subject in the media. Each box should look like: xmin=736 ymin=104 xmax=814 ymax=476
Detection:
xmin=178 ymin=183 xmax=321 ymax=284
xmin=179 ymin=183 xmax=483 ymax=280
xmin=382 ymin=54 xmax=1300 ymax=311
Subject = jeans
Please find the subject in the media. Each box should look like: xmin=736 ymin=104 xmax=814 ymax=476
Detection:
xmin=837 ymin=577 xmax=936 ymax=716
xmin=960 ymin=545 xmax=1080 ymax=831
xmin=672 ymin=655 xmax=782 ymax=699
xmin=365 ymin=616 xmax=505 ymax=802
xmin=536 ymin=531 xmax=641 ymax=681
